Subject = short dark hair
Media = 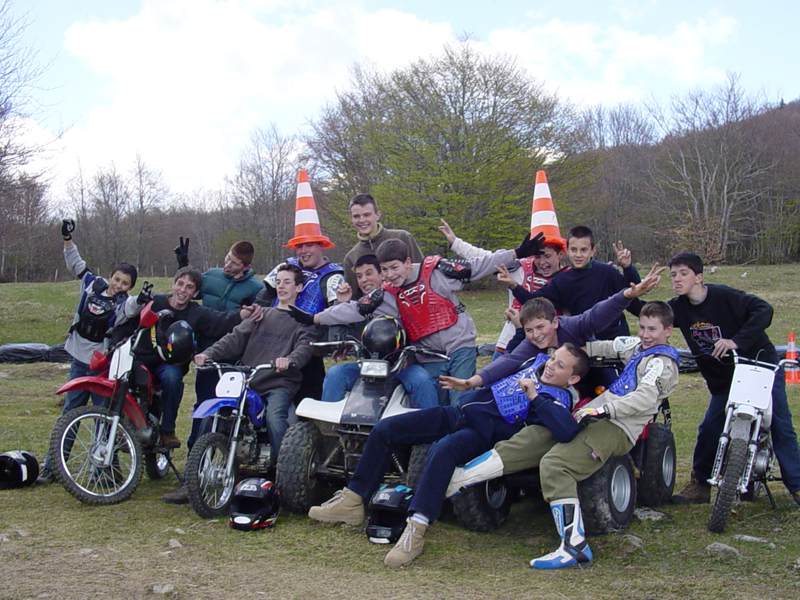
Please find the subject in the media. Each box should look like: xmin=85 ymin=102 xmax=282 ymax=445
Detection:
xmin=376 ymin=239 xmax=409 ymax=264
xmin=560 ymin=342 xmax=590 ymax=379
xmin=640 ymin=301 xmax=674 ymax=328
xmin=519 ymin=298 xmax=557 ymax=324
xmin=668 ymin=252 xmax=703 ymax=274
xmin=229 ymin=241 xmax=255 ymax=265
xmin=173 ymin=267 xmax=202 ymax=291
xmin=112 ymin=262 xmax=138 ymax=287
xmin=567 ymin=225 xmax=594 ymax=247
xmin=354 ymin=254 xmax=381 ymax=271
xmin=349 ymin=193 xmax=379 ymax=211
xmin=276 ymin=262 xmax=304 ymax=285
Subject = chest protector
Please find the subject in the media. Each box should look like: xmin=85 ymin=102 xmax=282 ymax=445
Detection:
xmin=73 ymin=281 xmax=120 ymax=343
xmin=383 ymin=256 xmax=459 ymax=343
xmin=274 ymin=258 xmax=344 ymax=314
xmin=511 ymin=258 xmax=550 ymax=311
xmin=608 ymin=344 xmax=680 ymax=397
xmin=490 ymin=352 xmax=574 ymax=425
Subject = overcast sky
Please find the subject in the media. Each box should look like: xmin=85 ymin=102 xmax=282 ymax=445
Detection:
xmin=15 ymin=0 xmax=800 ymax=200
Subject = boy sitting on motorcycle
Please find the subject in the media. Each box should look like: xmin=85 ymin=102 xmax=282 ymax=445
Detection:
xmin=667 ymin=252 xmax=800 ymax=506
xmin=194 ymin=262 xmax=318 ymax=470
xmin=447 ymin=301 xmax=680 ymax=570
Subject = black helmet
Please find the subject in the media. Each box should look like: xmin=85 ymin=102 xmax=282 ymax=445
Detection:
xmin=229 ymin=478 xmax=281 ymax=531
xmin=365 ymin=483 xmax=414 ymax=544
xmin=362 ymin=316 xmax=406 ymax=359
xmin=0 ymin=451 xmax=39 ymax=489
xmin=157 ymin=320 xmax=196 ymax=364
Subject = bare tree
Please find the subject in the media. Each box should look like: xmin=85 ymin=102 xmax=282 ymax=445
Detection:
xmin=90 ymin=163 xmax=130 ymax=268
xmin=130 ymin=154 xmax=166 ymax=267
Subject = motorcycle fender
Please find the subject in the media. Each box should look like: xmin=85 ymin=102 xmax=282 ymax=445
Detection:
xmin=295 ymin=398 xmax=345 ymax=423
xmin=56 ymin=376 xmax=115 ymax=398
xmin=380 ymin=386 xmax=418 ymax=420
xmin=733 ymin=404 xmax=758 ymax=421
xmin=193 ymin=398 xmax=238 ymax=419
xmin=123 ymin=396 xmax=148 ymax=429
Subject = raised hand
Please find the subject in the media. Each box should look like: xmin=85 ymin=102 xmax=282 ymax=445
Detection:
xmin=438 ymin=218 xmax=456 ymax=246
xmin=336 ymin=281 xmax=353 ymax=303
xmin=504 ymin=307 xmax=521 ymax=328
xmin=136 ymin=281 xmax=154 ymax=305
xmin=624 ymin=263 xmax=666 ymax=299
xmin=515 ymin=232 xmax=546 ymax=259
xmin=612 ymin=240 xmax=632 ymax=268
xmin=61 ymin=219 xmax=76 ymax=241
xmin=174 ymin=237 xmax=190 ymax=268
xmin=496 ymin=265 xmax=517 ymax=289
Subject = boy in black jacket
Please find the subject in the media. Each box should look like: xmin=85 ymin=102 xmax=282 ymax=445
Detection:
xmin=668 ymin=252 xmax=800 ymax=505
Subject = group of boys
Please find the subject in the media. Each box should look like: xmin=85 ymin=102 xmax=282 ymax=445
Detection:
xmin=40 ymin=174 xmax=800 ymax=572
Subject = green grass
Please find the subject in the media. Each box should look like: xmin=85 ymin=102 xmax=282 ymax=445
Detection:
xmin=2 ymin=267 xmax=800 ymax=598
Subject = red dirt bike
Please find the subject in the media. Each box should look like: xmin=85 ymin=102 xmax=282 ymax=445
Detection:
xmin=49 ymin=302 xmax=178 ymax=505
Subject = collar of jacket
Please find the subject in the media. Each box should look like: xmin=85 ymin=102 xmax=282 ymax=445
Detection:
xmin=356 ymin=222 xmax=384 ymax=242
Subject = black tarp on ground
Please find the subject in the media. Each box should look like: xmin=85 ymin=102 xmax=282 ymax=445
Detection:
xmin=0 ymin=343 xmax=71 ymax=364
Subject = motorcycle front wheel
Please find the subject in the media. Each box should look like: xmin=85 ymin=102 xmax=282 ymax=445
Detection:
xmin=50 ymin=405 xmax=143 ymax=505
xmin=185 ymin=432 xmax=238 ymax=518
xmin=708 ymin=417 xmax=751 ymax=533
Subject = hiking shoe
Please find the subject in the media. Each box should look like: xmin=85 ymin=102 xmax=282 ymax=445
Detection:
xmin=384 ymin=519 xmax=428 ymax=568
xmin=36 ymin=467 xmax=54 ymax=485
xmin=160 ymin=433 xmax=181 ymax=449
xmin=162 ymin=484 xmax=189 ymax=505
xmin=308 ymin=488 xmax=364 ymax=526
xmin=672 ymin=473 xmax=711 ymax=504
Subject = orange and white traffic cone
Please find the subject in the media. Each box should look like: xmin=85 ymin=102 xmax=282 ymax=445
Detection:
xmin=530 ymin=170 xmax=566 ymax=251
xmin=284 ymin=169 xmax=335 ymax=249
xmin=786 ymin=331 xmax=800 ymax=385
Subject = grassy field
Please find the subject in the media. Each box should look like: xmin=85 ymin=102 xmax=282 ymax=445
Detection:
xmin=1 ymin=266 xmax=800 ymax=599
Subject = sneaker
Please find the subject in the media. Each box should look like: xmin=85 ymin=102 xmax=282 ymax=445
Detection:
xmin=672 ymin=472 xmax=711 ymax=504
xmin=160 ymin=433 xmax=181 ymax=449
xmin=162 ymin=484 xmax=189 ymax=505
xmin=384 ymin=519 xmax=427 ymax=568
xmin=36 ymin=467 xmax=54 ymax=485
xmin=308 ymin=488 xmax=364 ymax=526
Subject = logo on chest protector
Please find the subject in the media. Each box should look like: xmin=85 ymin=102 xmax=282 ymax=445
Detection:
xmin=397 ymin=283 xmax=427 ymax=307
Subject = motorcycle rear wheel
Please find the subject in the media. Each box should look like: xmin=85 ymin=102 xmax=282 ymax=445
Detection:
xmin=50 ymin=405 xmax=142 ymax=505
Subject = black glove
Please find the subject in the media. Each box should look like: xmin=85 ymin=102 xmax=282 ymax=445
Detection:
xmin=174 ymin=237 xmax=190 ymax=268
xmin=92 ymin=276 xmax=109 ymax=295
xmin=357 ymin=288 xmax=385 ymax=316
xmin=137 ymin=281 xmax=154 ymax=305
xmin=61 ymin=219 xmax=76 ymax=241
xmin=514 ymin=232 xmax=546 ymax=259
xmin=288 ymin=304 xmax=315 ymax=326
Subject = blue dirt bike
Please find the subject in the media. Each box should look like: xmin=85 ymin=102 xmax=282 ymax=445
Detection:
xmin=184 ymin=361 xmax=276 ymax=518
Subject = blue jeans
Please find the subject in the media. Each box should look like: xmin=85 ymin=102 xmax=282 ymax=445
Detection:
xmin=321 ymin=362 xmax=439 ymax=409
xmin=264 ymin=388 xmax=292 ymax=465
xmin=347 ymin=402 xmax=519 ymax=522
xmin=693 ymin=370 xmax=800 ymax=493
xmin=416 ymin=346 xmax=477 ymax=407
xmin=155 ymin=364 xmax=185 ymax=435
xmin=187 ymin=367 xmax=219 ymax=449
xmin=64 ymin=359 xmax=107 ymax=412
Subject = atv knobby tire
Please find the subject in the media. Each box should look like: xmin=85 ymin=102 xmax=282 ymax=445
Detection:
xmin=451 ymin=477 xmax=513 ymax=532
xmin=579 ymin=454 xmax=637 ymax=535
xmin=637 ymin=423 xmax=676 ymax=507
xmin=406 ymin=444 xmax=430 ymax=488
xmin=276 ymin=421 xmax=326 ymax=513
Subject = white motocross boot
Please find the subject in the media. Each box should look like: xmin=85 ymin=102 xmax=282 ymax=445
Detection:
xmin=530 ymin=498 xmax=593 ymax=569
xmin=445 ymin=449 xmax=505 ymax=498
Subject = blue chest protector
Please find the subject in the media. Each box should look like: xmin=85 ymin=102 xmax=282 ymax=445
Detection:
xmin=607 ymin=344 xmax=680 ymax=396
xmin=273 ymin=258 xmax=344 ymax=314
xmin=490 ymin=353 xmax=574 ymax=425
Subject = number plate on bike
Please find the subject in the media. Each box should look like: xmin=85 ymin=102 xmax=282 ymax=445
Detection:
xmin=109 ymin=339 xmax=134 ymax=378
xmin=216 ymin=372 xmax=245 ymax=397
xmin=728 ymin=364 xmax=775 ymax=412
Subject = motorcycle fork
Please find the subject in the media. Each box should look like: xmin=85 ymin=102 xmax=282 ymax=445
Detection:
xmin=98 ymin=379 xmax=126 ymax=467
xmin=224 ymin=391 xmax=247 ymax=477
xmin=709 ymin=405 xmax=735 ymax=486
xmin=738 ymin=412 xmax=762 ymax=494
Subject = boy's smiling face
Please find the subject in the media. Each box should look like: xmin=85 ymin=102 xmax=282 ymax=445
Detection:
xmin=567 ymin=236 xmax=595 ymax=269
xmin=540 ymin=346 xmax=580 ymax=387
xmin=108 ymin=271 xmax=133 ymax=296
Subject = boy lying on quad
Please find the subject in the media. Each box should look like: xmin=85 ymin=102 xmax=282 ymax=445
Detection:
xmin=447 ymin=301 xmax=680 ymax=570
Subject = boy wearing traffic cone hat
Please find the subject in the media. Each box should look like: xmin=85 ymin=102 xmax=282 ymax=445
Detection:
xmin=667 ymin=252 xmax=800 ymax=507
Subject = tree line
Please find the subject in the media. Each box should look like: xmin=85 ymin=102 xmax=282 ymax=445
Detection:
xmin=2 ymin=38 xmax=799 ymax=282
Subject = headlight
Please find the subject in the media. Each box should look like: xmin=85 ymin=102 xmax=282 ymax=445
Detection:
xmin=360 ymin=360 xmax=389 ymax=378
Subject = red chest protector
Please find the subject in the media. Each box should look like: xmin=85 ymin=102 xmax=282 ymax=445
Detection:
xmin=510 ymin=258 xmax=551 ymax=311
xmin=383 ymin=256 xmax=458 ymax=342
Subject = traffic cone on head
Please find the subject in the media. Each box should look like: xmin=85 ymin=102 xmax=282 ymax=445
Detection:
xmin=530 ymin=170 xmax=566 ymax=252
xmin=786 ymin=331 xmax=800 ymax=385
xmin=285 ymin=169 xmax=335 ymax=249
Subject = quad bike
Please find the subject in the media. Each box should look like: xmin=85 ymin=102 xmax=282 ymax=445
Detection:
xmin=277 ymin=338 xmax=448 ymax=513
xmin=451 ymin=356 xmax=677 ymax=534
xmin=49 ymin=302 xmax=176 ymax=505
xmin=707 ymin=351 xmax=797 ymax=533
xmin=184 ymin=361 xmax=277 ymax=518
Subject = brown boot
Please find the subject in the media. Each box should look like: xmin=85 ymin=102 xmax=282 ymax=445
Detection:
xmin=160 ymin=432 xmax=181 ymax=449
xmin=308 ymin=488 xmax=365 ymax=526
xmin=384 ymin=519 xmax=428 ymax=568
xmin=672 ymin=472 xmax=711 ymax=504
